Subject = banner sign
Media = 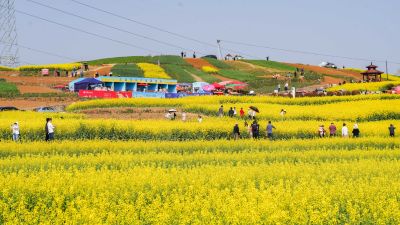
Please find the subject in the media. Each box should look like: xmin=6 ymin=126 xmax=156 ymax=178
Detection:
xmin=79 ymin=90 xmax=132 ymax=98
xmin=132 ymin=92 xmax=165 ymax=98
xmin=41 ymin=69 xmax=49 ymax=75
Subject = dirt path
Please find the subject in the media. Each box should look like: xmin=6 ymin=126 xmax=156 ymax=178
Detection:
xmin=226 ymin=61 xmax=280 ymax=73
xmin=184 ymin=69 xmax=204 ymax=82
xmin=87 ymin=64 xmax=115 ymax=76
xmin=0 ymin=98 xmax=76 ymax=110
xmin=288 ymin=63 xmax=362 ymax=80
xmin=299 ymin=76 xmax=344 ymax=91
xmin=80 ymin=107 xmax=200 ymax=120
xmin=0 ymin=75 xmax=74 ymax=86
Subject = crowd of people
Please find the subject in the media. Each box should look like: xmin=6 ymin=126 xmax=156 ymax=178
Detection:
xmin=7 ymin=112 xmax=398 ymax=142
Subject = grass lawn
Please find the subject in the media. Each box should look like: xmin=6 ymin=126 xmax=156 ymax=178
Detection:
xmin=247 ymin=78 xmax=316 ymax=93
xmin=111 ymin=64 xmax=144 ymax=77
xmin=218 ymin=70 xmax=259 ymax=82
xmin=185 ymin=67 xmax=220 ymax=83
xmin=161 ymin=65 xmax=195 ymax=83
xmin=0 ymin=78 xmax=20 ymax=97
xmin=244 ymin=60 xmax=296 ymax=71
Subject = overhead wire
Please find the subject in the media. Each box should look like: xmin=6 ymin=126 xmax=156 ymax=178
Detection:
xmin=220 ymin=39 xmax=400 ymax=65
xmin=26 ymin=0 xmax=209 ymax=55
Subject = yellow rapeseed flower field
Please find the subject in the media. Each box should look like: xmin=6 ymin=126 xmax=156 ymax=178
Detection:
xmin=137 ymin=63 xmax=171 ymax=79
xmin=1 ymin=95 xmax=400 ymax=223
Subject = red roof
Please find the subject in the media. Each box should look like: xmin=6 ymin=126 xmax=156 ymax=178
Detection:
xmin=367 ymin=64 xmax=378 ymax=69
xmin=361 ymin=69 xmax=383 ymax=75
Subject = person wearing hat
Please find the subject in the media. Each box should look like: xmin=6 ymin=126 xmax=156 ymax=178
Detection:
xmin=11 ymin=122 xmax=20 ymax=142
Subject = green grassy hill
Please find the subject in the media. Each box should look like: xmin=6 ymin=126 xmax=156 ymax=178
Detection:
xmin=84 ymin=55 xmax=341 ymax=93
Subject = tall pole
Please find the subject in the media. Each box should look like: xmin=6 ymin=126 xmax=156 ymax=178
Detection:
xmin=385 ymin=60 xmax=389 ymax=80
xmin=217 ymin=40 xmax=223 ymax=60
xmin=0 ymin=0 xmax=19 ymax=67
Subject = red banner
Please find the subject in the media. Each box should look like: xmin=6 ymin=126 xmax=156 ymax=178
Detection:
xmin=79 ymin=90 xmax=132 ymax=98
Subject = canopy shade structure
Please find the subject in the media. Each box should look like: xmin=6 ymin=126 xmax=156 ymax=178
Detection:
xmin=74 ymin=78 xmax=103 ymax=92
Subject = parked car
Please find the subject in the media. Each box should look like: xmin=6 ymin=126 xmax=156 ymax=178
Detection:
xmin=34 ymin=107 xmax=56 ymax=112
xmin=202 ymin=55 xmax=218 ymax=59
xmin=0 ymin=106 xmax=19 ymax=111
xmin=319 ymin=62 xmax=337 ymax=69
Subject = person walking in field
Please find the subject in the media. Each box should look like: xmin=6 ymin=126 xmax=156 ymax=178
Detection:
xmin=389 ymin=124 xmax=396 ymax=137
xmin=341 ymin=123 xmax=349 ymax=138
xmin=233 ymin=107 xmax=237 ymax=117
xmin=245 ymin=121 xmax=252 ymax=138
xmin=239 ymin=108 xmax=245 ymax=118
xmin=318 ymin=125 xmax=326 ymax=138
xmin=352 ymin=123 xmax=360 ymax=138
xmin=233 ymin=123 xmax=240 ymax=140
xmin=45 ymin=118 xmax=55 ymax=141
xmin=11 ymin=122 xmax=20 ymax=142
xmin=218 ymin=105 xmax=224 ymax=117
xmin=228 ymin=107 xmax=234 ymax=117
xmin=197 ymin=115 xmax=203 ymax=123
xmin=251 ymin=121 xmax=260 ymax=139
xmin=277 ymin=84 xmax=281 ymax=92
xmin=266 ymin=121 xmax=276 ymax=140
xmin=182 ymin=112 xmax=187 ymax=122
xmin=284 ymin=82 xmax=289 ymax=91
xmin=329 ymin=123 xmax=337 ymax=137
xmin=280 ymin=109 xmax=286 ymax=120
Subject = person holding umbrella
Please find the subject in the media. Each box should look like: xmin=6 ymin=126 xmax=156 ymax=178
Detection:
xmin=249 ymin=106 xmax=259 ymax=120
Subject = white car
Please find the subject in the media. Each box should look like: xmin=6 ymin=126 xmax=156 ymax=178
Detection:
xmin=319 ymin=62 xmax=337 ymax=69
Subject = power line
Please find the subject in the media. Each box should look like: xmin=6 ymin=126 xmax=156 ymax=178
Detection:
xmin=26 ymin=0 xmax=205 ymax=54
xmin=0 ymin=41 xmax=79 ymax=61
xmin=68 ymin=0 xmax=217 ymax=48
xmin=220 ymin=39 xmax=400 ymax=65
xmin=0 ymin=6 xmax=163 ymax=55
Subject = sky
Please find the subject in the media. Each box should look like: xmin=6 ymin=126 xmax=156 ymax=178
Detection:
xmin=10 ymin=0 xmax=400 ymax=73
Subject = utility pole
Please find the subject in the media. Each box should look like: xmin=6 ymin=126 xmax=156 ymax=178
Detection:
xmin=385 ymin=60 xmax=389 ymax=80
xmin=217 ymin=40 xmax=223 ymax=60
xmin=0 ymin=0 xmax=19 ymax=67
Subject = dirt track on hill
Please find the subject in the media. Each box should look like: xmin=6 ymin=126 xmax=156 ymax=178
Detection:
xmin=87 ymin=64 xmax=115 ymax=76
xmin=288 ymin=64 xmax=362 ymax=79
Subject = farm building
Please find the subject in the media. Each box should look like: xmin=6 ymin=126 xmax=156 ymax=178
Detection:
xmin=98 ymin=76 xmax=177 ymax=94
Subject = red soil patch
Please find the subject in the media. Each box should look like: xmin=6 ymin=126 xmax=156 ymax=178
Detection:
xmin=288 ymin=64 xmax=362 ymax=80
xmin=0 ymin=75 xmax=74 ymax=86
xmin=185 ymin=58 xmax=216 ymax=70
xmin=0 ymin=75 xmax=74 ymax=94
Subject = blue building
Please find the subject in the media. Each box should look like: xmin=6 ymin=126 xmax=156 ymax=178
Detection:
xmin=98 ymin=76 xmax=178 ymax=94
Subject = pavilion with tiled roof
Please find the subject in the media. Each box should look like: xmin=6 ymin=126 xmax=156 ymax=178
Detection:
xmin=361 ymin=63 xmax=383 ymax=81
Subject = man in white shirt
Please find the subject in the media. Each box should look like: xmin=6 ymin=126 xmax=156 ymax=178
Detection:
xmin=11 ymin=122 xmax=20 ymax=142
xmin=341 ymin=123 xmax=349 ymax=137
xmin=46 ymin=118 xmax=55 ymax=141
